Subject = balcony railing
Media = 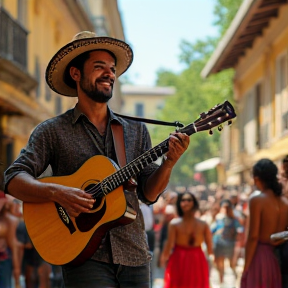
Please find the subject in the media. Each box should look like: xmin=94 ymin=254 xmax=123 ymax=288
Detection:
xmin=0 ymin=6 xmax=28 ymax=70
xmin=259 ymin=123 xmax=269 ymax=149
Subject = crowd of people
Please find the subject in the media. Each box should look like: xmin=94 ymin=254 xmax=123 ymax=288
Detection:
xmin=0 ymin=191 xmax=63 ymax=288
xmin=148 ymin=156 xmax=288 ymax=288
xmin=2 ymin=155 xmax=288 ymax=288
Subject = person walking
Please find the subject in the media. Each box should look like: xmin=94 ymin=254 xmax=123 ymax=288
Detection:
xmin=0 ymin=192 xmax=21 ymax=288
xmin=240 ymin=158 xmax=288 ymax=288
xmin=212 ymin=199 xmax=242 ymax=285
xmin=160 ymin=192 xmax=213 ymax=288
xmin=4 ymin=31 xmax=189 ymax=288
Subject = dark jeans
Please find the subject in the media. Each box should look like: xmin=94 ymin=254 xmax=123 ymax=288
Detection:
xmin=62 ymin=260 xmax=151 ymax=288
xmin=0 ymin=258 xmax=12 ymax=288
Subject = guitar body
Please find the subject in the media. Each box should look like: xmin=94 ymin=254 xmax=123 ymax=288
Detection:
xmin=23 ymin=155 xmax=136 ymax=266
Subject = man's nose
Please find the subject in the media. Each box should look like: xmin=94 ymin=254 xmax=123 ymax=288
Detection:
xmin=103 ymin=66 xmax=115 ymax=78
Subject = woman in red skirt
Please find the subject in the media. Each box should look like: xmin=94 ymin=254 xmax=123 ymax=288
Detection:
xmin=160 ymin=192 xmax=213 ymax=288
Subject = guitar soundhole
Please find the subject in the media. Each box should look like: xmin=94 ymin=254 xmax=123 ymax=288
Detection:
xmin=84 ymin=183 xmax=103 ymax=210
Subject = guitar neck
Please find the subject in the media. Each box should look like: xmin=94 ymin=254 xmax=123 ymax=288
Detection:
xmin=100 ymin=138 xmax=171 ymax=196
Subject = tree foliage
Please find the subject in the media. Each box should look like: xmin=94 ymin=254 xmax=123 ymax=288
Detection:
xmin=213 ymin=0 xmax=243 ymax=36
xmin=151 ymin=0 xmax=242 ymax=187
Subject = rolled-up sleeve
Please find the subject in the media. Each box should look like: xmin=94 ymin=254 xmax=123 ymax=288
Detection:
xmin=4 ymin=121 xmax=53 ymax=192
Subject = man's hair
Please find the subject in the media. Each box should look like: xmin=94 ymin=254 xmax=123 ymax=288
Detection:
xmin=64 ymin=49 xmax=117 ymax=89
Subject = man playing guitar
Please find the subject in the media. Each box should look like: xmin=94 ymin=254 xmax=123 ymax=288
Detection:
xmin=4 ymin=31 xmax=189 ymax=288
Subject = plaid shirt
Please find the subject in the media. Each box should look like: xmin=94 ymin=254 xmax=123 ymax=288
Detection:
xmin=4 ymin=105 xmax=160 ymax=266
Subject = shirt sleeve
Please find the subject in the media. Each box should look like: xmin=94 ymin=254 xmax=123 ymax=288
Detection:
xmin=4 ymin=121 xmax=54 ymax=192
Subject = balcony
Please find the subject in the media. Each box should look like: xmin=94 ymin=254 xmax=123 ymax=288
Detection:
xmin=0 ymin=6 xmax=37 ymax=93
xmin=0 ymin=6 xmax=27 ymax=69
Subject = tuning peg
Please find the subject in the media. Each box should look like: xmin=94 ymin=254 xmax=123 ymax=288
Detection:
xmin=218 ymin=125 xmax=223 ymax=132
xmin=228 ymin=120 xmax=232 ymax=126
xmin=200 ymin=112 xmax=206 ymax=119
xmin=209 ymin=129 xmax=213 ymax=135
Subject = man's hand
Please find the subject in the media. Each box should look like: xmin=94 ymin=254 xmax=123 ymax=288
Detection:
xmin=165 ymin=132 xmax=190 ymax=168
xmin=49 ymin=184 xmax=95 ymax=217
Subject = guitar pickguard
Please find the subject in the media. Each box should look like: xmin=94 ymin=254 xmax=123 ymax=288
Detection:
xmin=75 ymin=199 xmax=107 ymax=232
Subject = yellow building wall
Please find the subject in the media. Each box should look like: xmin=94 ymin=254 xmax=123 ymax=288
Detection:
xmin=123 ymin=94 xmax=167 ymax=118
xmin=230 ymin=4 xmax=288 ymax=180
xmin=0 ymin=0 xmax=93 ymax=161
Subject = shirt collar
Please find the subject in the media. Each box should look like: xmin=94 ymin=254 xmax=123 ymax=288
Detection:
xmin=72 ymin=104 xmax=122 ymax=125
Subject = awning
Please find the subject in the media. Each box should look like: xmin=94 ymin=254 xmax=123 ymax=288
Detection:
xmin=201 ymin=0 xmax=288 ymax=78
xmin=194 ymin=157 xmax=221 ymax=172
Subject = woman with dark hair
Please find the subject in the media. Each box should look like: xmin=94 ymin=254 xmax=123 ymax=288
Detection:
xmin=160 ymin=192 xmax=213 ymax=288
xmin=241 ymin=158 xmax=288 ymax=288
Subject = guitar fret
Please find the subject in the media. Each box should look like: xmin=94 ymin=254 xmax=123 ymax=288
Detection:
xmin=106 ymin=179 xmax=114 ymax=191
xmin=119 ymin=172 xmax=125 ymax=182
xmin=134 ymin=163 xmax=140 ymax=173
xmin=122 ymin=168 xmax=130 ymax=179
xmin=122 ymin=170 xmax=129 ymax=180
xmin=129 ymin=165 xmax=137 ymax=175
xmin=114 ymin=173 xmax=120 ymax=183
xmin=109 ymin=176 xmax=116 ymax=187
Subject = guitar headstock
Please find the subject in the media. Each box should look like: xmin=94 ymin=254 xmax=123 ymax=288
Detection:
xmin=179 ymin=100 xmax=237 ymax=136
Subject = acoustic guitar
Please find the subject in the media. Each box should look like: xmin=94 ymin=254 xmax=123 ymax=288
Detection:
xmin=23 ymin=100 xmax=236 ymax=266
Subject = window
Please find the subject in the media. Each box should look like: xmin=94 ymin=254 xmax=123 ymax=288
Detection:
xmin=17 ymin=0 xmax=27 ymax=26
xmin=35 ymin=57 xmax=41 ymax=98
xmin=275 ymin=52 xmax=288 ymax=134
xmin=55 ymin=96 xmax=62 ymax=115
xmin=45 ymin=84 xmax=51 ymax=102
xmin=135 ymin=103 xmax=144 ymax=117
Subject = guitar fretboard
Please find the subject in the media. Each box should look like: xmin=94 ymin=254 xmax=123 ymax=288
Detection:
xmin=98 ymin=139 xmax=170 ymax=196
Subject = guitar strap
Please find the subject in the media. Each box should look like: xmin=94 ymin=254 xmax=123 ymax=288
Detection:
xmin=111 ymin=122 xmax=126 ymax=167
xmin=113 ymin=112 xmax=184 ymax=128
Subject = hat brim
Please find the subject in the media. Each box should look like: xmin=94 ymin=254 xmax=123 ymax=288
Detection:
xmin=45 ymin=37 xmax=133 ymax=97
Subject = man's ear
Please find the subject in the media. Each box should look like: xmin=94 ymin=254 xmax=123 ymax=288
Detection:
xmin=70 ymin=67 xmax=81 ymax=82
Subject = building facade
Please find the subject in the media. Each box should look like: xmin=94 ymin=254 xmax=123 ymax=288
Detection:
xmin=0 ymin=0 xmax=125 ymax=183
xmin=202 ymin=0 xmax=288 ymax=185
xmin=121 ymin=85 xmax=175 ymax=118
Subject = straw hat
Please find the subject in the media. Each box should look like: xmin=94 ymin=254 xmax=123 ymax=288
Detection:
xmin=45 ymin=31 xmax=133 ymax=97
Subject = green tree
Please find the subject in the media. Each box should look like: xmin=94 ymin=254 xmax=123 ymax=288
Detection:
xmin=213 ymin=0 xmax=243 ymax=36
xmin=151 ymin=0 xmax=242 ymax=187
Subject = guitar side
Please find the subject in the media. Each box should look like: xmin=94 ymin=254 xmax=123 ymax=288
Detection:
xmin=23 ymin=155 xmax=135 ymax=266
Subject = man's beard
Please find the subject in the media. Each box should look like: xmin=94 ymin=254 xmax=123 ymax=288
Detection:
xmin=79 ymin=76 xmax=113 ymax=103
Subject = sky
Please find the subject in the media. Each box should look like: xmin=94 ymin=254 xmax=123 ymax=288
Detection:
xmin=117 ymin=0 xmax=219 ymax=86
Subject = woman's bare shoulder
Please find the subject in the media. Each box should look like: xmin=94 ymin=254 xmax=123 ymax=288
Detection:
xmin=170 ymin=217 xmax=182 ymax=226
xmin=280 ymin=195 xmax=288 ymax=206
xmin=196 ymin=217 xmax=208 ymax=227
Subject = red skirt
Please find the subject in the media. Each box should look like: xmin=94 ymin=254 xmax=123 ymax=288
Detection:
xmin=164 ymin=245 xmax=210 ymax=288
